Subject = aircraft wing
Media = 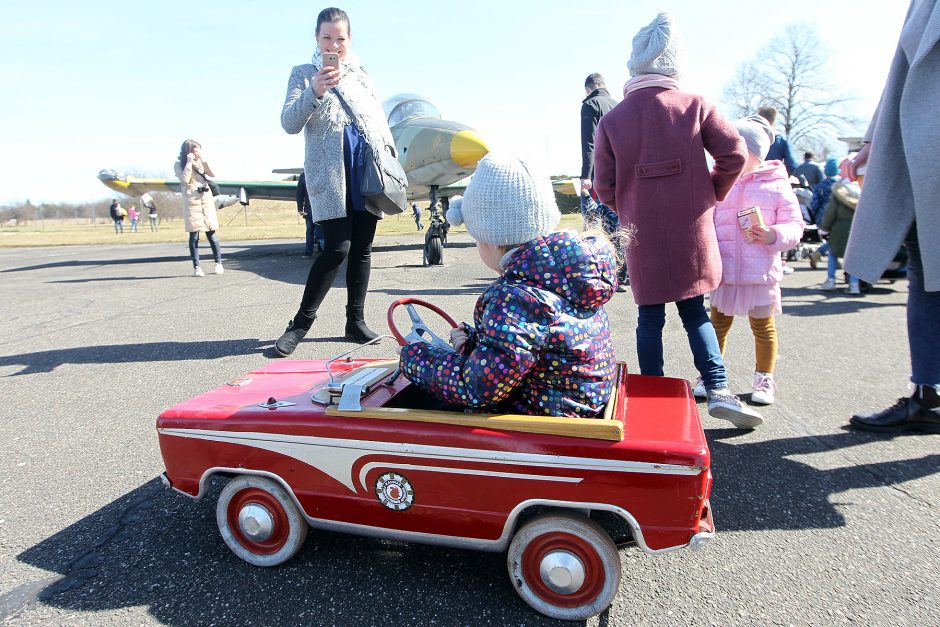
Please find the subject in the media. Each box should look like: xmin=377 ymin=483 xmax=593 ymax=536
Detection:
xmin=552 ymin=178 xmax=580 ymax=196
xmin=98 ymin=170 xmax=298 ymax=201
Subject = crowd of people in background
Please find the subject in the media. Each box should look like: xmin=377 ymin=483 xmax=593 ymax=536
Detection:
xmin=107 ymin=194 xmax=160 ymax=234
xmin=578 ymin=6 xmax=937 ymax=433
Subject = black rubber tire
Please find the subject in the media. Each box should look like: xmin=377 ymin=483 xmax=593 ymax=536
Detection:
xmin=427 ymin=238 xmax=443 ymax=265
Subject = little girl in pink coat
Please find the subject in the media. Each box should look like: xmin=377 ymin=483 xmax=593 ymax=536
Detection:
xmin=703 ymin=116 xmax=805 ymax=406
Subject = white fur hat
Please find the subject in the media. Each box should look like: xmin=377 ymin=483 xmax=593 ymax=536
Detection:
xmin=627 ymin=12 xmax=681 ymax=77
xmin=446 ymin=153 xmax=560 ymax=246
xmin=735 ymin=115 xmax=776 ymax=159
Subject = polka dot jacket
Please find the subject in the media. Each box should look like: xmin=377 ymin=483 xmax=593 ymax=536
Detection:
xmin=400 ymin=231 xmax=619 ymax=418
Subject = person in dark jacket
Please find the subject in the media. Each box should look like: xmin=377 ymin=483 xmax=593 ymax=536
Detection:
xmin=794 ymin=152 xmax=825 ymax=189
xmin=108 ymin=200 xmax=123 ymax=234
xmin=400 ymin=153 xmax=619 ymax=418
xmin=819 ymin=181 xmax=862 ymax=294
xmin=296 ymin=172 xmax=325 ymax=258
xmin=580 ymin=73 xmax=618 ymax=184
xmin=757 ymin=106 xmax=797 ymax=175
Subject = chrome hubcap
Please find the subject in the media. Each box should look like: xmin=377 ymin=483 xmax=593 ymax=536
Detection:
xmin=238 ymin=503 xmax=275 ymax=542
xmin=539 ymin=550 xmax=585 ymax=594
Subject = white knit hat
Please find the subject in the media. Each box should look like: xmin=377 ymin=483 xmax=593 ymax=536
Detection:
xmin=627 ymin=12 xmax=681 ymax=77
xmin=446 ymin=153 xmax=560 ymax=246
xmin=735 ymin=115 xmax=776 ymax=158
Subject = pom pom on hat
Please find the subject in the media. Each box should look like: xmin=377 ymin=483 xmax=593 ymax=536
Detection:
xmin=456 ymin=153 xmax=560 ymax=246
xmin=628 ymin=12 xmax=681 ymax=77
xmin=446 ymin=195 xmax=464 ymax=227
xmin=824 ymin=157 xmax=839 ymax=177
xmin=735 ymin=115 xmax=776 ymax=159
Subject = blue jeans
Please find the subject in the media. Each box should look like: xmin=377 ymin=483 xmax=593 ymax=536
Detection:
xmin=303 ymin=211 xmax=325 ymax=256
xmin=827 ymin=251 xmax=859 ymax=289
xmin=637 ymin=295 xmax=728 ymax=391
xmin=906 ymin=225 xmax=940 ymax=389
xmin=189 ymin=230 xmax=221 ymax=267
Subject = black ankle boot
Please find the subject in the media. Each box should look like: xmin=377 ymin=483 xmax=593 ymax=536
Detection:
xmin=850 ymin=385 xmax=940 ymax=433
xmin=344 ymin=305 xmax=379 ymax=343
xmin=274 ymin=315 xmax=314 ymax=357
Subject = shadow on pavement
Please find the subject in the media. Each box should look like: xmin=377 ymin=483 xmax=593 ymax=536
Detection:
xmin=0 ymin=338 xmax=270 ymax=376
xmin=11 ymin=478 xmax=567 ymax=626
xmin=708 ymin=429 xmax=939 ymax=531
xmin=9 ymin=430 xmax=937 ymax=624
xmin=781 ymin=285 xmax=906 ymax=317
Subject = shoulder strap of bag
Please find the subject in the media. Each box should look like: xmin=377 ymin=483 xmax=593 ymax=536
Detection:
xmin=331 ymin=88 xmax=397 ymax=158
xmin=330 ymin=88 xmax=369 ymax=140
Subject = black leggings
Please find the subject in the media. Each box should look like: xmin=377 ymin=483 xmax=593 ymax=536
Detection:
xmin=295 ymin=210 xmax=378 ymax=322
xmin=189 ymin=230 xmax=221 ymax=267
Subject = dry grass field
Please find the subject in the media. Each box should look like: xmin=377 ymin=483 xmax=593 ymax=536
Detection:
xmin=0 ymin=199 xmax=584 ymax=247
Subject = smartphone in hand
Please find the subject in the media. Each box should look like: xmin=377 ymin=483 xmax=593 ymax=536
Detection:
xmin=322 ymin=52 xmax=340 ymax=70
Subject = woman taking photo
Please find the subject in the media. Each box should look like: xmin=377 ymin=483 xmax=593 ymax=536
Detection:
xmin=274 ymin=6 xmax=395 ymax=355
xmin=174 ymin=139 xmax=223 ymax=276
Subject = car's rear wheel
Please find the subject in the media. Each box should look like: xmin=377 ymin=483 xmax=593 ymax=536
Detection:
xmin=507 ymin=511 xmax=620 ymax=620
xmin=216 ymin=475 xmax=308 ymax=567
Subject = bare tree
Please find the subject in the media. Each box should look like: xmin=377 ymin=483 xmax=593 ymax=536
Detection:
xmin=723 ymin=23 xmax=860 ymax=154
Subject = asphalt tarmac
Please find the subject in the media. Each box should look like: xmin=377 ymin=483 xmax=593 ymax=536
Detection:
xmin=0 ymin=235 xmax=937 ymax=626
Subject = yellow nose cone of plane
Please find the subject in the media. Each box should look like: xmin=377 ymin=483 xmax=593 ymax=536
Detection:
xmin=450 ymin=130 xmax=489 ymax=169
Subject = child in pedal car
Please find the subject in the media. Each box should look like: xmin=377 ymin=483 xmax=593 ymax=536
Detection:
xmin=399 ymin=153 xmax=622 ymax=418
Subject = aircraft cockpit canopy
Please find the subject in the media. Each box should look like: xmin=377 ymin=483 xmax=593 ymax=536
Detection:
xmin=384 ymin=94 xmax=441 ymax=127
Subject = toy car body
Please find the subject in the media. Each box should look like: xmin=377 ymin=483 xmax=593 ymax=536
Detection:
xmin=157 ymin=353 xmax=714 ymax=620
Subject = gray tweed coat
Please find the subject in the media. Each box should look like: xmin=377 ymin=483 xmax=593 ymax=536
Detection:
xmin=280 ymin=57 xmax=392 ymax=224
xmin=845 ymin=0 xmax=940 ymax=291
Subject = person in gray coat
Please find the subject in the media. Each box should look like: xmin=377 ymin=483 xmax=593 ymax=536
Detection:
xmin=274 ymin=7 xmax=396 ymax=355
xmin=845 ymin=0 xmax=940 ymax=434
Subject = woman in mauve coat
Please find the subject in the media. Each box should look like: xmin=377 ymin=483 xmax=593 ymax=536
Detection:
xmin=594 ymin=12 xmax=762 ymax=428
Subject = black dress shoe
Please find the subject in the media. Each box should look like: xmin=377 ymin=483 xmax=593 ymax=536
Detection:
xmin=850 ymin=396 xmax=940 ymax=433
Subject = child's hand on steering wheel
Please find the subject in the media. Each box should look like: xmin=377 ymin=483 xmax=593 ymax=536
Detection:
xmin=450 ymin=323 xmax=470 ymax=354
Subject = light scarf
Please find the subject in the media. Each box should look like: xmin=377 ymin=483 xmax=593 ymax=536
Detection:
xmin=310 ymin=46 xmax=393 ymax=150
xmin=623 ymin=74 xmax=680 ymax=97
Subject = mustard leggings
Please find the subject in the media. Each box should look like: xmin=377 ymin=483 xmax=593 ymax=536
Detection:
xmin=710 ymin=308 xmax=778 ymax=374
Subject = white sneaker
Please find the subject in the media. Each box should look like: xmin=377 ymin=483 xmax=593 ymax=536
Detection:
xmin=819 ymin=278 xmax=837 ymax=290
xmin=782 ymin=265 xmax=795 ymax=275
xmin=707 ymin=388 xmax=764 ymax=428
xmin=214 ymin=263 xmax=224 ymax=275
xmin=847 ymin=284 xmax=861 ymax=295
xmin=193 ymin=266 xmax=205 ymax=277
xmin=751 ymin=371 xmax=776 ymax=405
xmin=692 ymin=377 xmax=706 ymax=399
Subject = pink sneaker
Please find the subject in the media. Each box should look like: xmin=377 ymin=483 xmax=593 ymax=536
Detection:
xmin=751 ymin=371 xmax=776 ymax=405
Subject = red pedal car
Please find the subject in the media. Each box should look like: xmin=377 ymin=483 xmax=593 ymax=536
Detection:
xmin=156 ymin=299 xmax=714 ymax=620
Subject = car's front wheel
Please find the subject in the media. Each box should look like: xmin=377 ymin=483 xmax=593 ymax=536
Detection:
xmin=216 ymin=475 xmax=308 ymax=567
xmin=507 ymin=511 xmax=621 ymax=620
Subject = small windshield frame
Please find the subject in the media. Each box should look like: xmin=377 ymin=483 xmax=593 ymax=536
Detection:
xmin=384 ymin=94 xmax=441 ymax=127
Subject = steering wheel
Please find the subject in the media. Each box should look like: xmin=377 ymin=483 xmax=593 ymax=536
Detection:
xmin=386 ymin=298 xmax=459 ymax=351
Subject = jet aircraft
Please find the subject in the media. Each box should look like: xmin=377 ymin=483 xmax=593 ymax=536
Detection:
xmin=98 ymin=94 xmax=490 ymax=213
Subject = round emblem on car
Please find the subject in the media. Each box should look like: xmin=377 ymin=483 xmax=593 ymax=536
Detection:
xmin=375 ymin=472 xmax=414 ymax=511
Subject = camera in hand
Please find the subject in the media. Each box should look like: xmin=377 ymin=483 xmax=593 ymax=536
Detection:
xmin=196 ymin=185 xmax=210 ymax=193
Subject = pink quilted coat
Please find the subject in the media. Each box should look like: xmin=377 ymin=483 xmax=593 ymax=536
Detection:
xmin=713 ymin=160 xmax=804 ymax=285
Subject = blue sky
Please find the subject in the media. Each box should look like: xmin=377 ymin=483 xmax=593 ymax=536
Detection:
xmin=0 ymin=1 xmax=908 ymax=203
